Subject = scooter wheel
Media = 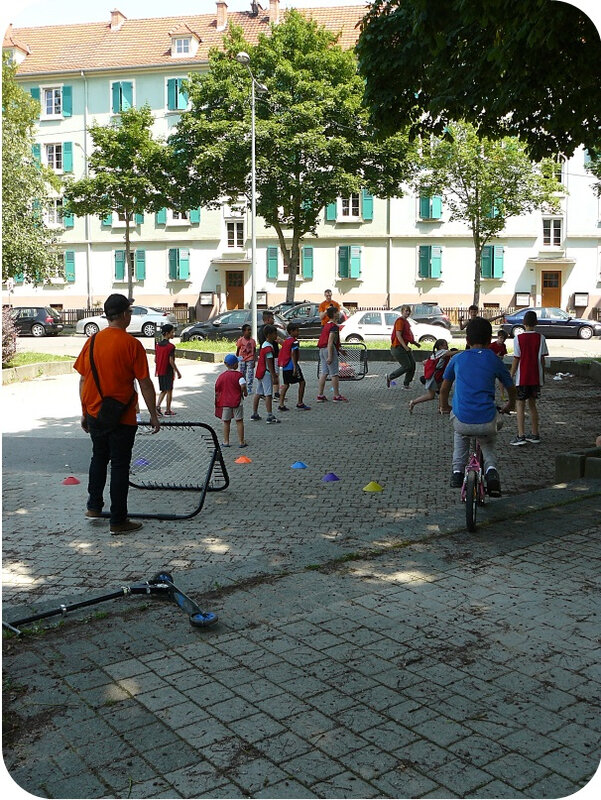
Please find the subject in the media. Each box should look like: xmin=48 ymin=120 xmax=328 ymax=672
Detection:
xmin=189 ymin=611 xmax=218 ymax=628
xmin=150 ymin=571 xmax=174 ymax=585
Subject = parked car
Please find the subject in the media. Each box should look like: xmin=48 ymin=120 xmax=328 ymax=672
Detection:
xmin=392 ymin=302 xmax=452 ymax=330
xmin=180 ymin=309 xmax=287 ymax=342
xmin=10 ymin=306 xmax=64 ymax=337
xmin=271 ymin=300 xmax=310 ymax=314
xmin=280 ymin=302 xmax=350 ymax=339
xmin=501 ymin=307 xmax=601 ymax=339
xmin=75 ymin=305 xmax=177 ymax=337
xmin=339 ymin=310 xmax=452 ymax=345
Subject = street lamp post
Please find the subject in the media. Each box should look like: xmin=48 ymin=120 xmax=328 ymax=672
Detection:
xmin=236 ymin=51 xmax=267 ymax=342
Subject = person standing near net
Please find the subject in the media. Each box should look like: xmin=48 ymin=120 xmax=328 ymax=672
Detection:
xmin=318 ymin=289 xmax=342 ymax=325
xmin=386 ymin=305 xmax=420 ymax=390
xmin=316 ymin=306 xmax=348 ymax=403
xmin=74 ymin=294 xmax=160 ymax=535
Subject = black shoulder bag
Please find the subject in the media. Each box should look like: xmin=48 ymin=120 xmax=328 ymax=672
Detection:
xmin=88 ymin=334 xmax=135 ymax=432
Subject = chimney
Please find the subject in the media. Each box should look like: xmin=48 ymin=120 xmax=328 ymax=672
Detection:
xmin=269 ymin=0 xmax=280 ymax=25
xmin=216 ymin=1 xmax=228 ymax=31
xmin=110 ymin=9 xmax=127 ymax=31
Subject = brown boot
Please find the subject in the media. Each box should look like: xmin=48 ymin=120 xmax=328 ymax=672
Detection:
xmin=110 ymin=519 xmax=143 ymax=535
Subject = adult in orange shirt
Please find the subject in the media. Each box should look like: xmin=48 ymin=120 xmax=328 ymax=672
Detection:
xmin=385 ymin=304 xmax=421 ymax=390
xmin=318 ymin=289 xmax=342 ymax=325
xmin=74 ymin=294 xmax=160 ymax=534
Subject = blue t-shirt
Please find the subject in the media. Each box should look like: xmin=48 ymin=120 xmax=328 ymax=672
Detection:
xmin=443 ymin=347 xmax=513 ymax=424
xmin=282 ymin=340 xmax=299 ymax=371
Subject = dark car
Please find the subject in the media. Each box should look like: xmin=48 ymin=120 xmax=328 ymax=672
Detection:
xmin=271 ymin=300 xmax=310 ymax=314
xmin=392 ymin=302 xmax=451 ymax=330
xmin=281 ymin=302 xmax=351 ymax=338
xmin=10 ymin=306 xmax=63 ymax=337
xmin=501 ymin=307 xmax=601 ymax=339
xmin=179 ymin=309 xmax=287 ymax=342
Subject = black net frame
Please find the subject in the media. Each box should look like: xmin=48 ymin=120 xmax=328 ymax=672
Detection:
xmin=316 ymin=341 xmax=368 ymax=381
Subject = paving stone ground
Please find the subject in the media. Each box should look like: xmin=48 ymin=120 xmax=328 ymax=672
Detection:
xmin=2 ymin=356 xmax=601 ymax=798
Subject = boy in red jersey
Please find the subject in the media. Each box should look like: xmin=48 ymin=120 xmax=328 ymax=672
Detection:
xmin=510 ymin=310 xmax=548 ymax=445
xmin=251 ymin=325 xmax=280 ymax=424
xmin=215 ymin=353 xmax=248 ymax=447
xmin=316 ymin=307 xmax=348 ymax=402
xmin=155 ymin=324 xmax=181 ymax=416
xmin=277 ymin=322 xmax=310 ymax=411
xmin=490 ymin=328 xmax=509 ymax=401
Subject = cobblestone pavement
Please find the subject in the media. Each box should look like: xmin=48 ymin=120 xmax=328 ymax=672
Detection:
xmin=2 ymin=357 xmax=601 ymax=798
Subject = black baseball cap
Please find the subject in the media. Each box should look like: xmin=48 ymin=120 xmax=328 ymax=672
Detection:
xmin=104 ymin=294 xmax=133 ymax=318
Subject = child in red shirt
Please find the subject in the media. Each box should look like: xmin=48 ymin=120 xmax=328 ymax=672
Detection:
xmin=489 ymin=329 xmax=509 ymax=401
xmin=155 ymin=324 xmax=181 ymax=416
xmin=236 ymin=324 xmax=256 ymax=394
xmin=215 ymin=354 xmax=248 ymax=447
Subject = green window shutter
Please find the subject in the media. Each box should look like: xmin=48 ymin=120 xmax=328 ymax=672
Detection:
xmin=62 ymin=85 xmax=72 ymax=117
xmin=64 ymin=251 xmax=75 ymax=282
xmin=338 ymin=245 xmax=350 ymax=278
xmin=114 ymin=250 xmax=125 ymax=280
xmin=30 ymin=87 xmax=40 ymax=104
xmin=430 ymin=196 xmax=443 ymax=219
xmin=177 ymin=80 xmax=188 ymax=110
xmin=481 ymin=245 xmax=493 ymax=278
xmin=418 ymin=245 xmax=431 ymax=278
xmin=121 ymin=81 xmax=133 ymax=110
xmin=189 ymin=207 xmax=201 ymax=224
xmin=102 ymin=213 xmax=113 ymax=227
xmin=362 ymin=189 xmax=374 ymax=221
xmin=135 ymin=250 xmax=146 ymax=280
xmin=301 ymin=246 xmax=314 ymax=279
xmin=430 ymin=246 xmax=442 ymax=278
xmin=167 ymin=78 xmax=177 ymax=111
xmin=266 ymin=246 xmax=278 ymax=279
xmin=135 ymin=212 xmax=144 ymax=224
xmin=111 ymin=82 xmax=121 ymax=113
xmin=179 ymin=248 xmax=190 ymax=279
xmin=168 ymin=248 xmax=178 ymax=279
xmin=156 ymin=207 xmax=167 ymax=225
xmin=419 ymin=196 xmax=431 ymax=219
xmin=326 ymin=203 xmax=337 ymax=221
xmin=62 ymin=141 xmax=73 ymax=172
xmin=493 ymin=245 xmax=504 ymax=278
xmin=63 ymin=209 xmax=74 ymax=228
xmin=349 ymin=246 xmax=361 ymax=279
xmin=32 ymin=143 xmax=41 ymax=165
xmin=15 ymin=271 xmax=25 ymax=283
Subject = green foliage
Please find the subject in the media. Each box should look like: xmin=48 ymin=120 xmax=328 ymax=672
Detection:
xmin=585 ymin=149 xmax=601 ymax=197
xmin=2 ymin=307 xmax=17 ymax=366
xmin=168 ymin=10 xmax=414 ymax=302
xmin=415 ymin=121 xmax=562 ymax=304
xmin=2 ymin=56 xmax=61 ymax=284
xmin=63 ymin=104 xmax=169 ymax=298
xmin=357 ymin=0 xmax=601 ymax=160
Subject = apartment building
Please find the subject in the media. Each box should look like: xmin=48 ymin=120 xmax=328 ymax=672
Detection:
xmin=3 ymin=2 xmax=601 ymax=318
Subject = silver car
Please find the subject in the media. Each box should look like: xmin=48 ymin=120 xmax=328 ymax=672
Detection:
xmin=75 ymin=305 xmax=177 ymax=338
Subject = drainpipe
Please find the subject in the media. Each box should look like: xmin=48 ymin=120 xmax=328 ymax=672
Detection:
xmin=81 ymin=70 xmax=92 ymax=308
xmin=385 ymin=197 xmax=391 ymax=308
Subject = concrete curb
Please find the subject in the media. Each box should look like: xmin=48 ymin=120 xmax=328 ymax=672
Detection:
xmin=1 ymin=359 xmax=75 ymax=383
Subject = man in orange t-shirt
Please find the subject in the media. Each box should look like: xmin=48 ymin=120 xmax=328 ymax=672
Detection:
xmin=385 ymin=304 xmax=421 ymax=389
xmin=318 ymin=289 xmax=342 ymax=325
xmin=74 ymin=294 xmax=160 ymax=534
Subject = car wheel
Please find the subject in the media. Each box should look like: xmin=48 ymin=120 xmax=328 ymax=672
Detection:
xmin=511 ymin=325 xmax=525 ymax=336
xmin=142 ymin=322 xmax=156 ymax=337
xmin=84 ymin=322 xmax=100 ymax=337
xmin=419 ymin=335 xmax=437 ymax=345
xmin=345 ymin=334 xmax=363 ymax=343
xmin=188 ymin=334 xmax=205 ymax=342
xmin=578 ymin=326 xmax=593 ymax=340
xmin=31 ymin=323 xmax=46 ymax=337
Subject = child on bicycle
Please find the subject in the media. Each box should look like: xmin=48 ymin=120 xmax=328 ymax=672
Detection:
xmin=409 ymin=338 xmax=456 ymax=413
xmin=439 ymin=317 xmax=516 ymax=497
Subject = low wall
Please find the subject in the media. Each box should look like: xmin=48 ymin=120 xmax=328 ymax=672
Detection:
xmin=556 ymin=448 xmax=601 ymax=481
xmin=1 ymin=360 xmax=75 ymax=384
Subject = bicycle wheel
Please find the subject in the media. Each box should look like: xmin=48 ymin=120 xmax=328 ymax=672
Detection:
xmin=465 ymin=471 xmax=478 ymax=532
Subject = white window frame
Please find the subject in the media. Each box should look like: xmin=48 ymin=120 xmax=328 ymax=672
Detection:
xmin=542 ymin=217 xmax=563 ymax=248
xmin=226 ymin=220 xmax=245 ymax=249
xmin=44 ymin=142 xmax=63 ymax=173
xmin=41 ymin=85 xmax=63 ymax=119
xmin=45 ymin=197 xmax=64 ymax=227
xmin=166 ymin=209 xmax=190 ymax=226
xmin=339 ymin=193 xmax=361 ymax=221
xmin=170 ymin=37 xmax=198 ymax=58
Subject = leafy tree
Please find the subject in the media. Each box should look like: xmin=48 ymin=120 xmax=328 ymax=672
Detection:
xmin=63 ymin=104 xmax=169 ymax=299
xmin=167 ymin=10 xmax=414 ymax=304
xmin=356 ymin=0 xmax=601 ymax=160
xmin=584 ymin=148 xmax=601 ymax=196
xmin=415 ymin=121 xmax=561 ymax=305
xmin=2 ymin=55 xmax=61 ymax=284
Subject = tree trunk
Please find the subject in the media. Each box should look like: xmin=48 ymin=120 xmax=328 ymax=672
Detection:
xmin=473 ymin=241 xmax=481 ymax=307
xmin=285 ymin=237 xmax=300 ymax=304
xmin=125 ymin=220 xmax=133 ymax=300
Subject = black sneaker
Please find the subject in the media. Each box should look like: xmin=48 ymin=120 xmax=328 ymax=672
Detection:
xmin=486 ymin=468 xmax=502 ymax=497
xmin=510 ymin=435 xmax=527 ymax=446
xmin=450 ymin=471 xmax=463 ymax=488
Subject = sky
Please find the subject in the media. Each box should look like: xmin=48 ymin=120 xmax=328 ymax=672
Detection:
xmin=7 ymin=0 xmax=370 ymax=29
xmin=4 ymin=1 xmax=599 ymax=32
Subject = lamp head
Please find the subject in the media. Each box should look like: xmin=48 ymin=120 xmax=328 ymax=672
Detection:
xmin=236 ymin=51 xmax=251 ymax=65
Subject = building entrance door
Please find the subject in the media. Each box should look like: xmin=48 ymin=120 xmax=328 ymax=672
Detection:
xmin=226 ymin=271 xmax=244 ymax=310
xmin=541 ymin=270 xmax=562 ymax=307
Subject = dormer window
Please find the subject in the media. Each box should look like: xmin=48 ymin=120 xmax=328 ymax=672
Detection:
xmin=174 ymin=37 xmax=191 ymax=55
xmin=168 ymin=24 xmax=200 ymax=58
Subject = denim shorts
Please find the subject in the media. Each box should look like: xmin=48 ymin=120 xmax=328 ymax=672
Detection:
xmin=319 ymin=348 xmax=339 ymax=377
